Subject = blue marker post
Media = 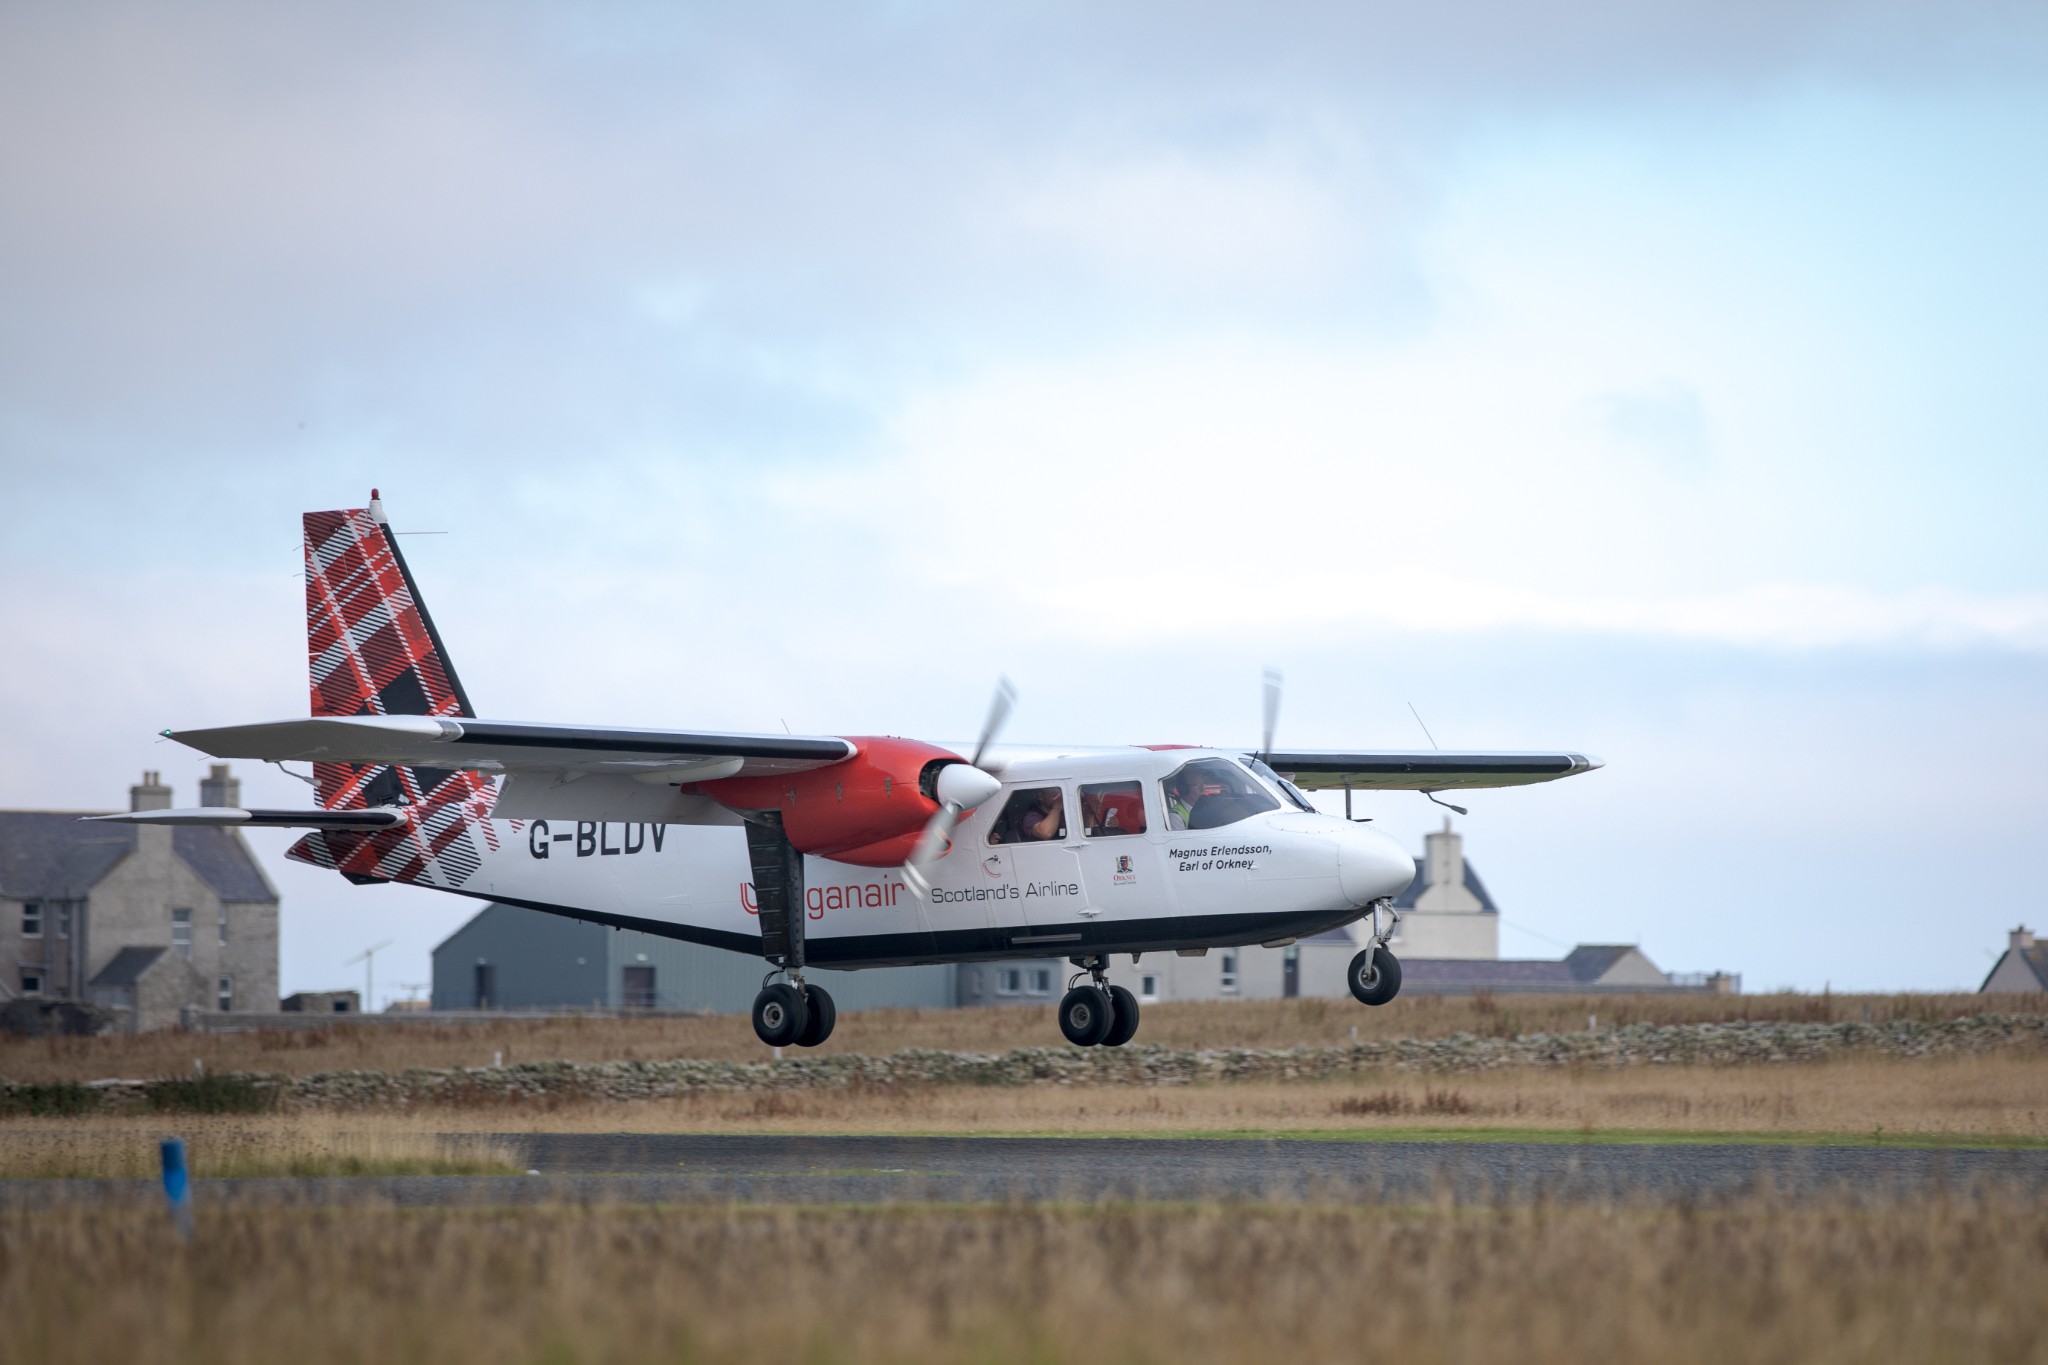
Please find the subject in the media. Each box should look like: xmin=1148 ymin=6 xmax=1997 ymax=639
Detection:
xmin=160 ymin=1137 xmax=192 ymax=1240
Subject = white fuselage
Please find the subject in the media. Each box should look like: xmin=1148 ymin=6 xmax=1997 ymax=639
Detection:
xmin=452 ymin=749 xmax=1417 ymax=970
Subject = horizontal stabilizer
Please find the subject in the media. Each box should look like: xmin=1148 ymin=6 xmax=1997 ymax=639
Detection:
xmin=1266 ymin=750 xmax=1603 ymax=791
xmin=84 ymin=807 xmax=410 ymax=830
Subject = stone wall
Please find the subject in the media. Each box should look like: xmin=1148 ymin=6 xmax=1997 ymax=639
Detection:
xmin=11 ymin=1015 xmax=2046 ymax=1113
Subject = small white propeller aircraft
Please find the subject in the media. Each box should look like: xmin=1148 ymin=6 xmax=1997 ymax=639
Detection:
xmin=95 ymin=494 xmax=1601 ymax=1048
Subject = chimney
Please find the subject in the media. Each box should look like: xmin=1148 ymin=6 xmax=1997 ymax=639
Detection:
xmin=129 ymin=770 xmax=173 ymax=812
xmin=199 ymin=763 xmax=241 ymax=808
xmin=1424 ymin=817 xmax=1463 ymax=893
xmin=2012 ymin=926 xmax=2036 ymax=953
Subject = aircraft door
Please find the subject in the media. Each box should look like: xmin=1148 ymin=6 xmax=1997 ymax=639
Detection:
xmin=1073 ymin=778 xmax=1168 ymax=928
xmin=985 ymin=783 xmax=1083 ymax=932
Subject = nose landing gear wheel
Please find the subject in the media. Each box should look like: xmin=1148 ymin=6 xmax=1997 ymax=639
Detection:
xmin=796 ymin=985 xmax=837 ymax=1047
xmin=752 ymin=982 xmax=809 ymax=1046
xmin=1101 ymin=984 xmax=1140 ymax=1047
xmin=1347 ymin=946 xmax=1402 ymax=1006
xmin=1058 ymin=985 xmax=1113 ymax=1047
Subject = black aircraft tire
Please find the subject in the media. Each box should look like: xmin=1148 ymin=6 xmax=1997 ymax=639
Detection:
xmin=1101 ymin=985 xmax=1141 ymax=1047
xmin=752 ymin=983 xmax=808 ymax=1046
xmin=1348 ymin=947 xmax=1402 ymax=1006
xmin=796 ymin=985 xmax=837 ymax=1047
xmin=1058 ymin=986 xmax=1113 ymax=1047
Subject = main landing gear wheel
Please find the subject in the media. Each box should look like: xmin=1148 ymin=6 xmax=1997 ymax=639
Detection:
xmin=1348 ymin=946 xmax=1402 ymax=1006
xmin=1101 ymin=984 xmax=1141 ymax=1048
xmin=1058 ymin=985 xmax=1113 ymax=1047
xmin=796 ymin=985 xmax=837 ymax=1047
xmin=752 ymin=982 xmax=808 ymax=1046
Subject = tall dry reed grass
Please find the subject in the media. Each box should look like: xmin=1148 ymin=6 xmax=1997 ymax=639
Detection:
xmin=5 ymin=991 xmax=2035 ymax=1083
xmin=0 ymin=1122 xmax=522 ymax=1178
xmin=4 ymin=1194 xmax=2043 ymax=1365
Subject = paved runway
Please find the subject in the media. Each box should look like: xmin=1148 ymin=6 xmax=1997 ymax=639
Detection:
xmin=8 ymin=1134 xmax=2047 ymax=1209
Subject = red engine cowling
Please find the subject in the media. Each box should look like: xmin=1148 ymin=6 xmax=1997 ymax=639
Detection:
xmin=697 ymin=736 xmax=966 ymax=868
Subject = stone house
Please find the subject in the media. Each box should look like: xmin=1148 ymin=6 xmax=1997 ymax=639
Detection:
xmin=0 ymin=768 xmax=279 ymax=1029
xmin=1980 ymin=927 xmax=2048 ymax=993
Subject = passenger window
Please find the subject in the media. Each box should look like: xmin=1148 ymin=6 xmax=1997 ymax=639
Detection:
xmin=1160 ymin=758 xmax=1281 ymax=831
xmin=988 ymin=786 xmax=1066 ymax=843
xmin=1079 ymin=781 xmax=1147 ymax=837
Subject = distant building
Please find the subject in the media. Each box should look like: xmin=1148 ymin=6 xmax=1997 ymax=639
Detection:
xmin=430 ymin=902 xmax=956 ymax=1014
xmin=1390 ymin=819 xmax=1499 ymax=958
xmin=0 ymin=768 xmax=279 ymax=1029
xmin=282 ymin=990 xmax=363 ymax=1014
xmin=1981 ymin=926 xmax=2048 ymax=993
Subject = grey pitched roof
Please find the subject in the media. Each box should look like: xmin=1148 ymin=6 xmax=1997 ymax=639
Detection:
xmin=1563 ymin=945 xmax=1635 ymax=983
xmin=1390 ymin=857 xmax=1500 ymax=914
xmin=173 ymin=827 xmax=277 ymax=902
xmin=1981 ymin=944 xmax=2048 ymax=992
xmin=0 ymin=810 xmax=276 ymax=904
xmin=0 ymin=812 xmax=135 ymax=899
xmin=89 ymin=945 xmax=166 ymax=987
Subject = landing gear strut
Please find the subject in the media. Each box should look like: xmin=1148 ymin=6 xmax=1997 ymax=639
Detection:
xmin=743 ymin=814 xmax=837 ymax=1048
xmin=1348 ymin=898 xmax=1403 ymax=1006
xmin=1059 ymin=956 xmax=1140 ymax=1048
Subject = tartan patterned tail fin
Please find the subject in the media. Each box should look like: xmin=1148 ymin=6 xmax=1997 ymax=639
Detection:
xmin=288 ymin=491 xmax=497 ymax=887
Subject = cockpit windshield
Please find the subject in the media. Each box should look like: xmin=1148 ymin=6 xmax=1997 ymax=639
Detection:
xmin=1161 ymin=757 xmax=1282 ymax=831
xmin=1245 ymin=757 xmax=1317 ymax=813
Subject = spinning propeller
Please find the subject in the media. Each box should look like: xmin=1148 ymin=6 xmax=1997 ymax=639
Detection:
xmin=902 ymin=677 xmax=1015 ymax=899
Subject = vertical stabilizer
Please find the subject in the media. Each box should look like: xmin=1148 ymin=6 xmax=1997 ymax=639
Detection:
xmin=288 ymin=492 xmax=499 ymax=887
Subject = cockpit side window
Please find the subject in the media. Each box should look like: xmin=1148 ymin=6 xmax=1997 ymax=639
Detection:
xmin=988 ymin=786 xmax=1066 ymax=843
xmin=1160 ymin=758 xmax=1281 ymax=831
xmin=1079 ymin=781 xmax=1146 ymax=837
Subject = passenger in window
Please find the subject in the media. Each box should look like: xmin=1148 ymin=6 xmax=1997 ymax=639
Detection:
xmin=990 ymin=787 xmax=1065 ymax=843
xmin=1081 ymin=781 xmax=1146 ymax=837
xmin=1016 ymin=789 xmax=1064 ymax=841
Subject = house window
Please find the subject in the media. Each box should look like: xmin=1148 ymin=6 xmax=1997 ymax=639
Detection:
xmin=20 ymin=970 xmax=41 ymax=996
xmin=1140 ymin=974 xmax=1160 ymax=1002
xmin=22 ymin=902 xmax=41 ymax=938
xmin=1029 ymin=968 xmax=1054 ymax=995
xmin=171 ymin=908 xmax=193 ymax=958
xmin=55 ymin=904 xmax=70 ymax=939
xmin=997 ymin=968 xmax=1022 ymax=995
xmin=217 ymin=977 xmax=234 ymax=1012
xmin=1220 ymin=951 xmax=1239 ymax=993
xmin=218 ymin=905 xmax=229 ymax=946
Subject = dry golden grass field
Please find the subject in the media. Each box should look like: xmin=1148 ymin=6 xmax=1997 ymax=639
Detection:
xmin=4 ymin=1052 xmax=2045 ymax=1178
xmin=5 ymin=991 xmax=2037 ymax=1083
xmin=6 ymin=1194 xmax=2048 ymax=1365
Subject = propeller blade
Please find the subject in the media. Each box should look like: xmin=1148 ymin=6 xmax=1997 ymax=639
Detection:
xmin=903 ymin=804 xmax=962 ymax=900
xmin=1261 ymin=667 xmax=1282 ymax=760
xmin=907 ymin=678 xmax=1016 ymax=900
xmin=970 ymin=676 xmax=1017 ymax=768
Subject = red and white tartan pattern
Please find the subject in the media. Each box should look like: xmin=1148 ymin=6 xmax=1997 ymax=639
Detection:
xmin=286 ymin=504 xmax=500 ymax=889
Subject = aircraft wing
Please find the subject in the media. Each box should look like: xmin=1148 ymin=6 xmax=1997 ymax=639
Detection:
xmin=1265 ymin=750 xmax=1602 ymax=791
xmin=164 ymin=716 xmax=855 ymax=782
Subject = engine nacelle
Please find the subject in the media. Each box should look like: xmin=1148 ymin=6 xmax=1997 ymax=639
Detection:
xmin=697 ymin=736 xmax=966 ymax=868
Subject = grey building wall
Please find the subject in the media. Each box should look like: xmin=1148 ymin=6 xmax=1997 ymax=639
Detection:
xmin=431 ymin=902 xmax=957 ymax=1013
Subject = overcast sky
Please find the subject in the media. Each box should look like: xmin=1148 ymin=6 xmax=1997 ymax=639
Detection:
xmin=3 ymin=1 xmax=2043 ymax=1005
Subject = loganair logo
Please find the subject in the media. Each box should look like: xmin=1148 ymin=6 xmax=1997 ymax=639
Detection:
xmin=742 ymin=880 xmax=906 ymax=922
xmin=1113 ymin=853 xmax=1138 ymax=886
